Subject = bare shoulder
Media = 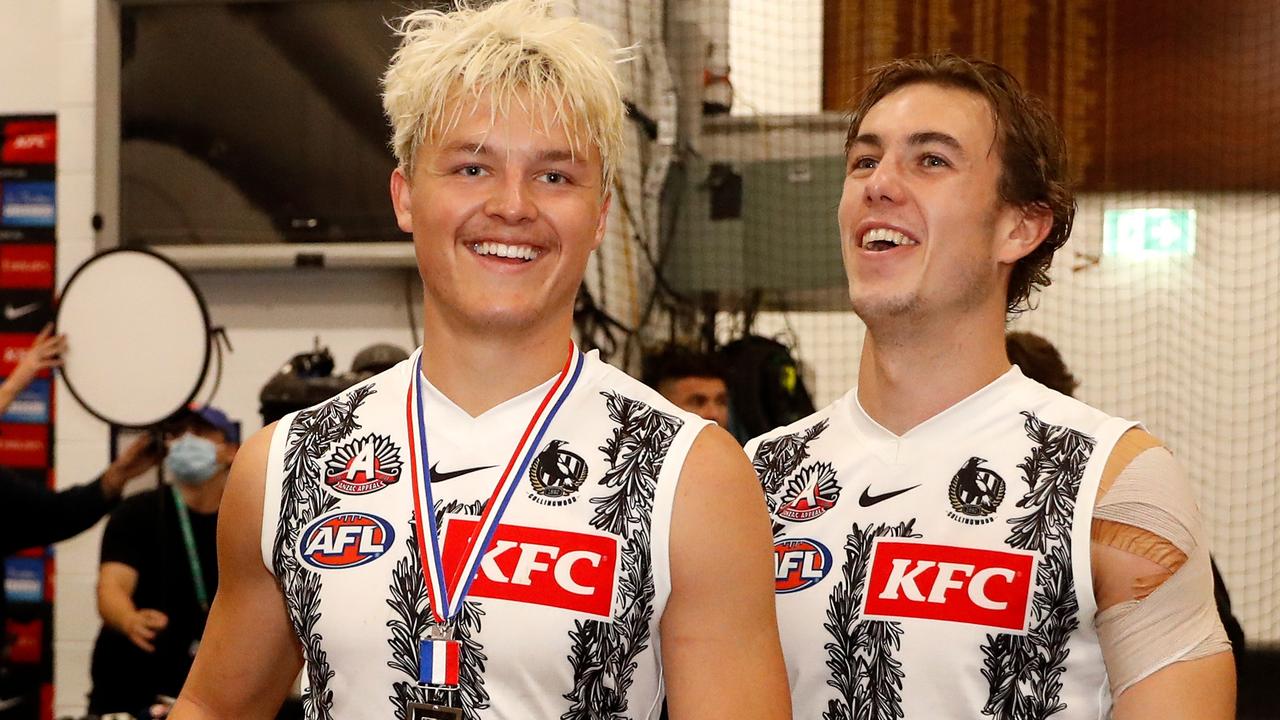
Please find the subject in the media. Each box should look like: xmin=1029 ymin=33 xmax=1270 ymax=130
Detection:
xmin=217 ymin=422 xmax=278 ymax=562
xmin=671 ymin=423 xmax=771 ymax=550
xmin=676 ymin=424 xmax=761 ymax=505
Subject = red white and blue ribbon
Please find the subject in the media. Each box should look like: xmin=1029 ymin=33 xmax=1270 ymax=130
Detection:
xmin=405 ymin=341 xmax=585 ymax=625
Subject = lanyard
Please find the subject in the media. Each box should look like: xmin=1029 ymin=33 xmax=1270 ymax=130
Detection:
xmin=169 ymin=485 xmax=210 ymax=613
xmin=406 ymin=342 xmax=584 ymax=625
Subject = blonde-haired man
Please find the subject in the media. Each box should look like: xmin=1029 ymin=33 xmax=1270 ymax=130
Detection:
xmin=170 ymin=2 xmax=788 ymax=719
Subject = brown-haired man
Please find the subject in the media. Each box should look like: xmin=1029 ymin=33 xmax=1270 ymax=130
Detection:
xmin=747 ymin=52 xmax=1234 ymax=719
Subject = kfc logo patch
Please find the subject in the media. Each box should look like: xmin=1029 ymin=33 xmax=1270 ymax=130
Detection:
xmin=862 ymin=539 xmax=1036 ymax=632
xmin=441 ymin=518 xmax=618 ymax=619
xmin=324 ymin=434 xmax=403 ymax=495
xmin=299 ymin=512 xmax=395 ymax=569
xmin=773 ymin=537 xmax=833 ymax=594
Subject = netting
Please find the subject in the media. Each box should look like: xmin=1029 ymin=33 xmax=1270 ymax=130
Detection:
xmin=117 ymin=0 xmax=1278 ymax=644
xmin=579 ymin=0 xmax=1279 ymax=644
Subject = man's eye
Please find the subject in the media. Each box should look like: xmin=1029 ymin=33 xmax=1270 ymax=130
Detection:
xmin=852 ymin=157 xmax=878 ymax=171
xmin=459 ymin=165 xmax=486 ymax=177
xmin=541 ymin=171 xmax=568 ymax=184
xmin=922 ymin=155 xmax=949 ymax=168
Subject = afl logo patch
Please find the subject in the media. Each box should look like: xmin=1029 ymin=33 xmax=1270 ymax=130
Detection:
xmin=325 ymin=434 xmax=403 ymax=495
xmin=774 ymin=537 xmax=833 ymax=594
xmin=776 ymin=461 xmax=841 ymax=522
xmin=299 ymin=512 xmax=395 ymax=569
xmin=948 ymin=456 xmax=1006 ymax=525
xmin=527 ymin=439 xmax=588 ymax=507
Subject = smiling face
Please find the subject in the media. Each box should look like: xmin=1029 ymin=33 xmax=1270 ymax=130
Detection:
xmin=391 ymin=88 xmax=610 ymax=336
xmin=839 ymin=82 xmax=1033 ymax=327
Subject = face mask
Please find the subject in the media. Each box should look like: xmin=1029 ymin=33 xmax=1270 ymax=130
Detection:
xmin=165 ymin=433 xmax=221 ymax=485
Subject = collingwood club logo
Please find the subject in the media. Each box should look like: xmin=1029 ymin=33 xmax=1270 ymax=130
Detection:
xmin=948 ymin=456 xmax=1005 ymax=524
xmin=527 ymin=439 xmax=588 ymax=506
xmin=325 ymin=434 xmax=403 ymax=495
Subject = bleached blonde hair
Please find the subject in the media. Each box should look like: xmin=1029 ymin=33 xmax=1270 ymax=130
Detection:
xmin=382 ymin=0 xmax=628 ymax=189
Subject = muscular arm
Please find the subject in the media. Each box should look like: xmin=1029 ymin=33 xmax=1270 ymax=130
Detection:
xmin=1091 ymin=429 xmax=1234 ymax=719
xmin=169 ymin=424 xmax=302 ymax=720
xmin=661 ymin=425 xmax=791 ymax=720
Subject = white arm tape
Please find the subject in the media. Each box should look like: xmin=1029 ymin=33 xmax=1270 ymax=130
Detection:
xmin=1092 ymin=447 xmax=1231 ymax=696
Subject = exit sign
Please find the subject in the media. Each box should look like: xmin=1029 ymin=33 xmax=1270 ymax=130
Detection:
xmin=1103 ymin=208 xmax=1196 ymax=257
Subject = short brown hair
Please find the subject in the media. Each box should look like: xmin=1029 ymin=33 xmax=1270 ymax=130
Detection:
xmin=845 ymin=52 xmax=1074 ymax=316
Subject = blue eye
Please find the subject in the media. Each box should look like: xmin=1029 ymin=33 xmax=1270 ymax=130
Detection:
xmin=458 ymin=165 xmax=486 ymax=177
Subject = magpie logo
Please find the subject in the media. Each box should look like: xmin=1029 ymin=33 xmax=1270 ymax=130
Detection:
xmin=528 ymin=439 xmax=588 ymax=506
xmin=948 ymin=457 xmax=1006 ymax=525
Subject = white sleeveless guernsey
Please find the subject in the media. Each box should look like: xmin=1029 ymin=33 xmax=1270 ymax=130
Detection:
xmin=746 ymin=368 xmax=1135 ymax=720
xmin=261 ymin=348 xmax=709 ymax=720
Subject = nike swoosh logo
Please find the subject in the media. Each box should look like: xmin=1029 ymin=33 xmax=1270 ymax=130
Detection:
xmin=3 ymin=302 xmax=40 ymax=320
xmin=429 ymin=463 xmax=495 ymax=483
xmin=858 ymin=484 xmax=921 ymax=507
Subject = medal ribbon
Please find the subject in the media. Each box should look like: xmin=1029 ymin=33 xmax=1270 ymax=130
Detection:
xmin=406 ymin=341 xmax=584 ymax=623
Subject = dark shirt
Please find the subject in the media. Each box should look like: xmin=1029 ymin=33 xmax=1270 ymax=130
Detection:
xmin=0 ymin=468 xmax=115 ymax=632
xmin=88 ymin=488 xmax=218 ymax=715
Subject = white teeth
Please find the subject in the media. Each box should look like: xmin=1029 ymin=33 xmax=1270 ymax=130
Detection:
xmin=860 ymin=227 xmax=916 ymax=248
xmin=473 ymin=242 xmax=539 ymax=260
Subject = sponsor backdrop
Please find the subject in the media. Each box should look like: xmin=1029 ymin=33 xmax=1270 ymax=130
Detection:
xmin=0 ymin=115 xmax=56 ymax=720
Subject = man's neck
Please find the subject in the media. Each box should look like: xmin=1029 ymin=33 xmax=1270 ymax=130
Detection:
xmin=418 ymin=309 xmax=574 ymax=418
xmin=178 ymin=474 xmax=225 ymax=514
xmin=856 ymin=309 xmax=1011 ymax=436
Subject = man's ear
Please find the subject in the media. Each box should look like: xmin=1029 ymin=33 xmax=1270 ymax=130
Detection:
xmin=390 ymin=167 xmax=414 ymax=234
xmin=591 ymin=191 xmax=612 ymax=251
xmin=997 ymin=202 xmax=1054 ymax=264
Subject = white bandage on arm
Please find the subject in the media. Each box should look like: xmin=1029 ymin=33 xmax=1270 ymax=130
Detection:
xmin=1091 ymin=446 xmax=1232 ymax=696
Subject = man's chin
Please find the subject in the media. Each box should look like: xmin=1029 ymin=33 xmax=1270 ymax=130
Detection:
xmin=849 ymin=288 xmax=920 ymax=323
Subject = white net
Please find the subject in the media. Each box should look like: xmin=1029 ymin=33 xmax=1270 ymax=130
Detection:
xmin=604 ymin=0 xmax=1280 ymax=646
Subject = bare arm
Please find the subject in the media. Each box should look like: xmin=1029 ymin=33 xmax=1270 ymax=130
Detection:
xmin=1111 ymin=652 xmax=1235 ymax=720
xmin=0 ymin=324 xmax=63 ymax=415
xmin=98 ymin=561 xmax=167 ymax=653
xmin=169 ymin=423 xmax=303 ymax=720
xmin=661 ymin=425 xmax=791 ymax=720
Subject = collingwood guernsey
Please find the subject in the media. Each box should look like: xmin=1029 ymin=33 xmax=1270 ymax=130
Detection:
xmin=746 ymin=367 xmax=1135 ymax=719
xmin=261 ymin=346 xmax=709 ymax=720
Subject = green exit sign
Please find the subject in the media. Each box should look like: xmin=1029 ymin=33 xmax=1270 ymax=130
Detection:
xmin=1103 ymin=208 xmax=1196 ymax=258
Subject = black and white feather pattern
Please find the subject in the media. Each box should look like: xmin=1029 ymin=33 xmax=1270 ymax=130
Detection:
xmin=980 ymin=412 xmax=1097 ymax=720
xmin=823 ymin=520 xmax=920 ymax=720
xmin=560 ymin=392 xmax=682 ymax=720
xmin=272 ymin=385 xmax=376 ymax=720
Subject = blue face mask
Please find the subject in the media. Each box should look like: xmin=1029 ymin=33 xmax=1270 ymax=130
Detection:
xmin=165 ymin=433 xmax=221 ymax=485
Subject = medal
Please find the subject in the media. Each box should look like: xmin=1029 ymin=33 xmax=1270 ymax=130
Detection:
xmin=407 ymin=703 xmax=465 ymax=720
xmin=406 ymin=342 xmax=584 ymax=699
